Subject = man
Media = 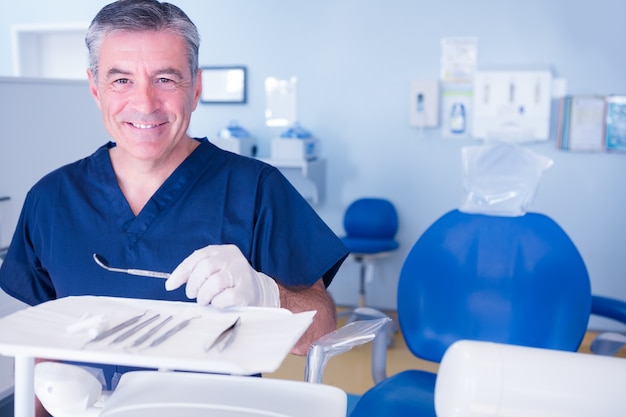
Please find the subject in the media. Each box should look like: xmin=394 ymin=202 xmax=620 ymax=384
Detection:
xmin=0 ymin=0 xmax=347 ymax=395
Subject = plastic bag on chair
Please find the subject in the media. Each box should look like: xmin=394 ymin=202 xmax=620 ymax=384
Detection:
xmin=459 ymin=142 xmax=553 ymax=217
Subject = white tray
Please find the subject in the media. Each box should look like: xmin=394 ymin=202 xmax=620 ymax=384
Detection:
xmin=0 ymin=295 xmax=314 ymax=375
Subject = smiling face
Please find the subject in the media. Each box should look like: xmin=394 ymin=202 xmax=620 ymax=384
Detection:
xmin=88 ymin=29 xmax=202 ymax=164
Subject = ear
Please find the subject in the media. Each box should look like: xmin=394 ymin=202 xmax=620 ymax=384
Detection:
xmin=191 ymin=68 xmax=202 ymax=111
xmin=87 ymin=69 xmax=102 ymax=110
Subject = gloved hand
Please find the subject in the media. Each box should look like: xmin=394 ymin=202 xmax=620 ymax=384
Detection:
xmin=165 ymin=244 xmax=280 ymax=308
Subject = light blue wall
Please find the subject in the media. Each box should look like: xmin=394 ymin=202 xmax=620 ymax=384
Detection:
xmin=1 ymin=1 xmax=625 ymax=329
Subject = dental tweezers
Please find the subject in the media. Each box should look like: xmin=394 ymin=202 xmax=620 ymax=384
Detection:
xmin=204 ymin=316 xmax=241 ymax=352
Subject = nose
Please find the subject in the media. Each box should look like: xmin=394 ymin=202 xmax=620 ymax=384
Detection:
xmin=130 ymin=80 xmax=161 ymax=113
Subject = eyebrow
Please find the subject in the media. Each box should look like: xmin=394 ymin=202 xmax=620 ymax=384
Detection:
xmin=104 ymin=68 xmax=131 ymax=80
xmin=154 ymin=67 xmax=186 ymax=80
xmin=104 ymin=67 xmax=186 ymax=80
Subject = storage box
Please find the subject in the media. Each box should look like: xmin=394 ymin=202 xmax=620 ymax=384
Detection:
xmin=271 ymin=137 xmax=319 ymax=161
xmin=210 ymin=136 xmax=257 ymax=157
xmin=472 ymin=70 xmax=552 ymax=141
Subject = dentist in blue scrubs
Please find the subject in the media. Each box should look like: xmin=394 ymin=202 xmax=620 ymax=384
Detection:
xmin=0 ymin=0 xmax=348 ymax=406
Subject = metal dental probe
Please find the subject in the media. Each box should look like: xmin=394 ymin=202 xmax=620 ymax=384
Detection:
xmin=93 ymin=253 xmax=170 ymax=279
xmin=82 ymin=311 xmax=147 ymax=347
xmin=129 ymin=315 xmax=174 ymax=348
xmin=109 ymin=313 xmax=161 ymax=345
xmin=147 ymin=316 xmax=200 ymax=348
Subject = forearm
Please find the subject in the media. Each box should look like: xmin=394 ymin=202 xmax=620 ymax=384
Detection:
xmin=278 ymin=279 xmax=336 ymax=355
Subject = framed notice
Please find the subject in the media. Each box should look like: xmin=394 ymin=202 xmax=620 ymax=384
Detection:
xmin=200 ymin=66 xmax=247 ymax=104
xmin=605 ymin=96 xmax=626 ymax=152
xmin=558 ymin=96 xmax=606 ymax=152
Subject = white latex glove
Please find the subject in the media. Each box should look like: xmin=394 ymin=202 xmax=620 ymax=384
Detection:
xmin=165 ymin=244 xmax=280 ymax=308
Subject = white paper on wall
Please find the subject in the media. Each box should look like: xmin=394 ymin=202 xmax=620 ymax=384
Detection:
xmin=472 ymin=71 xmax=553 ymax=142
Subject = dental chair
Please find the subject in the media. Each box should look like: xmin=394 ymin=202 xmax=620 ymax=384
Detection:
xmin=347 ymin=209 xmax=626 ymax=417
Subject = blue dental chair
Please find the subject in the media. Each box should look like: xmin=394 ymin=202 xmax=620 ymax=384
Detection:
xmin=349 ymin=209 xmax=626 ymax=417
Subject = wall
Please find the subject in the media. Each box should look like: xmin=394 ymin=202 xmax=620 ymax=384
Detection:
xmin=0 ymin=78 xmax=108 ymax=245
xmin=0 ymin=0 xmax=625 ymax=330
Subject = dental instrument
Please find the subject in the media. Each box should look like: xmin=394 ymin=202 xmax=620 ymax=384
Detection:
xmin=93 ymin=253 xmax=170 ymax=279
xmin=82 ymin=311 xmax=146 ymax=347
xmin=204 ymin=316 xmax=241 ymax=353
xmin=129 ymin=315 xmax=174 ymax=348
xmin=147 ymin=316 xmax=200 ymax=348
xmin=109 ymin=313 xmax=161 ymax=345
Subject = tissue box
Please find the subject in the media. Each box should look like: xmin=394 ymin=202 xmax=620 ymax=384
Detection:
xmin=271 ymin=137 xmax=319 ymax=161
xmin=210 ymin=136 xmax=257 ymax=157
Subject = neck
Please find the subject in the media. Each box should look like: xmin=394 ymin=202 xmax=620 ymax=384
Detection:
xmin=110 ymin=138 xmax=200 ymax=215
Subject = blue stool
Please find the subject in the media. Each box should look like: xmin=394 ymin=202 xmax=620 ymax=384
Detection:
xmin=340 ymin=198 xmax=399 ymax=309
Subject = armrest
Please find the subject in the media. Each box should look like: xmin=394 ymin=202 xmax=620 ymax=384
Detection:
xmin=591 ymin=295 xmax=626 ymax=324
xmin=305 ymin=316 xmax=392 ymax=384
xmin=346 ymin=307 xmax=396 ymax=382
xmin=589 ymin=295 xmax=626 ymax=356
xmin=590 ymin=332 xmax=626 ymax=356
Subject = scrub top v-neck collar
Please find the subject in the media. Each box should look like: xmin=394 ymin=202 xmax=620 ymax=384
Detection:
xmin=96 ymin=139 xmax=212 ymax=246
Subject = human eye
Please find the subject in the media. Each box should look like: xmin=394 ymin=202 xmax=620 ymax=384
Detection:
xmin=109 ymin=78 xmax=132 ymax=90
xmin=155 ymin=77 xmax=178 ymax=90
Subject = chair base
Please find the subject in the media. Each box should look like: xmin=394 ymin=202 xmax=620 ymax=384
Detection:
xmin=336 ymin=252 xmax=399 ymax=347
xmin=347 ymin=252 xmax=397 ymax=306
xmin=349 ymin=370 xmax=437 ymax=417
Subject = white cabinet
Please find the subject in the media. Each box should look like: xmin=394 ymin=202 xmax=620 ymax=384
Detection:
xmin=259 ymin=158 xmax=326 ymax=205
xmin=0 ymin=196 xmax=9 ymax=255
xmin=0 ymin=205 xmax=28 ymax=401
xmin=12 ymin=24 xmax=88 ymax=79
xmin=0 ymin=281 xmax=27 ymax=401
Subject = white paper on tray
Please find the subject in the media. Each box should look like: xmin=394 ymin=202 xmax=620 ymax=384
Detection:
xmin=0 ymin=296 xmax=315 ymax=375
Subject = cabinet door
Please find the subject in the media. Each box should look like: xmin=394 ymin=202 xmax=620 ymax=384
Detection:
xmin=0 ymin=288 xmax=26 ymax=400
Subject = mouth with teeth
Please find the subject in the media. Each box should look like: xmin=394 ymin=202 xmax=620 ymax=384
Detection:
xmin=129 ymin=122 xmax=166 ymax=129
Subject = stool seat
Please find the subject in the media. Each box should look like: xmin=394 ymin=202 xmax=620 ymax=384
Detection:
xmin=341 ymin=238 xmax=399 ymax=255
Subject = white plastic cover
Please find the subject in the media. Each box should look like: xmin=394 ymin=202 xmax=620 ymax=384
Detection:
xmin=459 ymin=142 xmax=553 ymax=216
xmin=435 ymin=340 xmax=626 ymax=417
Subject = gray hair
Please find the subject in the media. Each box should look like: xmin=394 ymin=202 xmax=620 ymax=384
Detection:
xmin=85 ymin=0 xmax=200 ymax=83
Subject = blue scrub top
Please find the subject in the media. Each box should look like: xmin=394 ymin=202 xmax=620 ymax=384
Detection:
xmin=0 ymin=139 xmax=348 ymax=386
xmin=0 ymin=139 xmax=348 ymax=306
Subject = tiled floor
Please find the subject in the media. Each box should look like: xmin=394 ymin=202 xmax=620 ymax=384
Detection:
xmin=264 ymin=309 xmax=626 ymax=396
